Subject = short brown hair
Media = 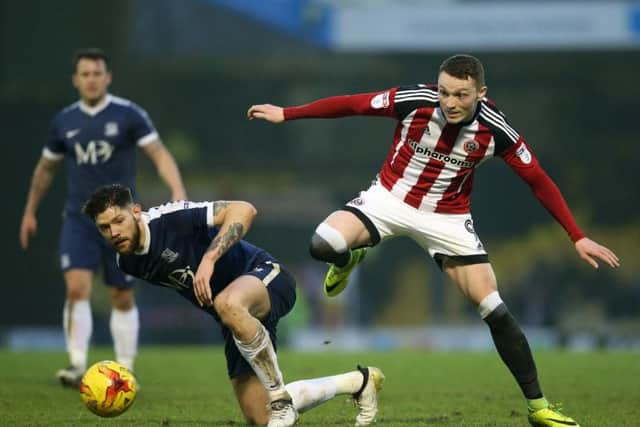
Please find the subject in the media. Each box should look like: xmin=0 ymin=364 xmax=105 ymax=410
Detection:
xmin=72 ymin=48 xmax=109 ymax=73
xmin=439 ymin=54 xmax=485 ymax=88
xmin=82 ymin=184 xmax=133 ymax=220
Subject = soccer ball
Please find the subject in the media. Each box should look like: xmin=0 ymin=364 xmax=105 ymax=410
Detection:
xmin=79 ymin=360 xmax=137 ymax=417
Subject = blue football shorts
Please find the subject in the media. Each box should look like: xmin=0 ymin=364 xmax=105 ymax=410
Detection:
xmin=59 ymin=212 xmax=135 ymax=288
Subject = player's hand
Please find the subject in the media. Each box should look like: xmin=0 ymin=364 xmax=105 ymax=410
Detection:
xmin=19 ymin=212 xmax=37 ymax=250
xmin=575 ymin=237 xmax=620 ymax=269
xmin=247 ymin=104 xmax=285 ymax=123
xmin=194 ymin=255 xmax=216 ymax=307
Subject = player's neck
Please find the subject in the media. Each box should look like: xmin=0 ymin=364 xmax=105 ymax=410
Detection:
xmin=136 ymin=221 xmax=147 ymax=253
xmin=79 ymin=94 xmax=109 ymax=109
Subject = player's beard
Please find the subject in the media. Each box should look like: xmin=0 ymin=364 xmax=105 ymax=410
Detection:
xmin=114 ymin=225 xmax=141 ymax=255
xmin=129 ymin=224 xmax=141 ymax=254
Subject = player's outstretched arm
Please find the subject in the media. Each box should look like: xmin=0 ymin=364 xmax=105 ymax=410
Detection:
xmin=20 ymin=157 xmax=60 ymax=250
xmin=141 ymin=140 xmax=187 ymax=201
xmin=193 ymin=201 xmax=258 ymax=307
xmin=247 ymin=104 xmax=285 ymax=123
xmin=574 ymin=237 xmax=620 ymax=269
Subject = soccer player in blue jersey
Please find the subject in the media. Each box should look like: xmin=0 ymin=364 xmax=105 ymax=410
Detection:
xmin=19 ymin=48 xmax=187 ymax=387
xmin=82 ymin=184 xmax=385 ymax=427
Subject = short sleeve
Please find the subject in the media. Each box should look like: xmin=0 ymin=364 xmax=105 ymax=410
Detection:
xmin=42 ymin=116 xmax=65 ymax=160
xmin=129 ymin=103 xmax=159 ymax=146
xmin=149 ymin=201 xmax=214 ymax=235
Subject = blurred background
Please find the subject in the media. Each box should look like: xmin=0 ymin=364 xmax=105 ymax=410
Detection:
xmin=2 ymin=0 xmax=639 ymax=352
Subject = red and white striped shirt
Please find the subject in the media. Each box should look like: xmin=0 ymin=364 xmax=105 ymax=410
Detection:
xmin=284 ymin=84 xmax=584 ymax=242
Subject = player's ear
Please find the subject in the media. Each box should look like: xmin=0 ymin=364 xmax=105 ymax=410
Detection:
xmin=105 ymin=71 xmax=112 ymax=86
xmin=132 ymin=203 xmax=142 ymax=219
xmin=477 ymin=85 xmax=488 ymax=100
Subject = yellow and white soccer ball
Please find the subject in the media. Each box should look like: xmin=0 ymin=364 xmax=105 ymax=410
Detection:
xmin=79 ymin=360 xmax=137 ymax=417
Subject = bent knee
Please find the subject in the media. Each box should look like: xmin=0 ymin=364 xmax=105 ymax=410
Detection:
xmin=309 ymin=223 xmax=348 ymax=263
xmin=213 ymin=294 xmax=245 ymax=325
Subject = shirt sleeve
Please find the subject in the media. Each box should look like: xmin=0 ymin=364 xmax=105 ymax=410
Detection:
xmin=283 ymin=89 xmax=398 ymax=120
xmin=42 ymin=116 xmax=65 ymax=160
xmin=150 ymin=201 xmax=214 ymax=235
xmin=500 ymin=140 xmax=585 ymax=242
xmin=129 ymin=103 xmax=159 ymax=146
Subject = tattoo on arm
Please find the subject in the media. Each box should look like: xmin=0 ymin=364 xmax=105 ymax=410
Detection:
xmin=212 ymin=201 xmax=230 ymax=224
xmin=208 ymin=222 xmax=244 ymax=256
xmin=213 ymin=201 xmax=230 ymax=217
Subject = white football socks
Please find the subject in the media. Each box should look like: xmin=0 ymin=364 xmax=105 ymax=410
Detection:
xmin=110 ymin=306 xmax=139 ymax=372
xmin=233 ymin=322 xmax=288 ymax=400
xmin=286 ymin=370 xmax=364 ymax=413
xmin=63 ymin=300 xmax=92 ymax=371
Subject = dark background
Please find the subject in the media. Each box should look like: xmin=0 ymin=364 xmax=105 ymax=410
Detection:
xmin=2 ymin=0 xmax=638 ymax=345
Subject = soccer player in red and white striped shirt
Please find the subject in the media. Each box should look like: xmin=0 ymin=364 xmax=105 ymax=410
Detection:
xmin=248 ymin=54 xmax=618 ymax=427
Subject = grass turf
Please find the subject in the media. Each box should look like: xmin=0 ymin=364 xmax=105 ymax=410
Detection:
xmin=0 ymin=347 xmax=638 ymax=426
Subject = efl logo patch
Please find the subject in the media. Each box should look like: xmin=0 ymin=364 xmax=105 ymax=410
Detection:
xmin=516 ymin=144 xmax=532 ymax=164
xmin=463 ymin=140 xmax=479 ymax=153
xmin=370 ymin=91 xmax=390 ymax=109
xmin=105 ymin=122 xmax=119 ymax=137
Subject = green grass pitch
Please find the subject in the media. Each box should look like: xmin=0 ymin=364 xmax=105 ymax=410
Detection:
xmin=1 ymin=347 xmax=638 ymax=426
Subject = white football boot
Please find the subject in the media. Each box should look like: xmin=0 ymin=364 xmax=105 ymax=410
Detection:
xmin=56 ymin=366 xmax=84 ymax=388
xmin=354 ymin=365 xmax=385 ymax=426
xmin=268 ymin=398 xmax=298 ymax=427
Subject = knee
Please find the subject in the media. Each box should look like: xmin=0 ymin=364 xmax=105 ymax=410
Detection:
xmin=309 ymin=223 xmax=348 ymax=263
xmin=309 ymin=233 xmax=335 ymax=262
xmin=213 ymin=293 xmax=243 ymax=328
xmin=110 ymin=288 xmax=135 ymax=310
xmin=65 ymin=275 xmax=92 ymax=301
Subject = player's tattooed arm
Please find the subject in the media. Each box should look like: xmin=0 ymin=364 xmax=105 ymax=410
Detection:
xmin=194 ymin=224 xmax=243 ymax=308
xmin=208 ymin=200 xmax=257 ymax=257
xmin=194 ymin=201 xmax=256 ymax=307
xmin=207 ymin=222 xmax=244 ymax=257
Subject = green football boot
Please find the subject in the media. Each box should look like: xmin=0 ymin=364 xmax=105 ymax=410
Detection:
xmin=323 ymin=248 xmax=367 ymax=297
xmin=528 ymin=404 xmax=579 ymax=427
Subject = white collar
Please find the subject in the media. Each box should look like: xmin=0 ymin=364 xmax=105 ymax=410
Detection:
xmin=79 ymin=94 xmax=112 ymax=116
xmin=135 ymin=213 xmax=151 ymax=255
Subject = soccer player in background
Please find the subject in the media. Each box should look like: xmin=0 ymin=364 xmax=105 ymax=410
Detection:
xmin=247 ymin=54 xmax=620 ymax=427
xmin=83 ymin=184 xmax=385 ymax=427
xmin=19 ymin=48 xmax=187 ymax=387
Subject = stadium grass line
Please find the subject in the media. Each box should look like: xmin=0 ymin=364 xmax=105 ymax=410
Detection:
xmin=1 ymin=347 xmax=638 ymax=426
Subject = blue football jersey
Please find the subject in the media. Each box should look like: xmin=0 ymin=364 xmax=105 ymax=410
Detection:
xmin=116 ymin=201 xmax=276 ymax=318
xmin=43 ymin=94 xmax=158 ymax=214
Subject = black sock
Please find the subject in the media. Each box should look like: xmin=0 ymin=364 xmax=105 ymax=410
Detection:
xmin=484 ymin=303 xmax=543 ymax=399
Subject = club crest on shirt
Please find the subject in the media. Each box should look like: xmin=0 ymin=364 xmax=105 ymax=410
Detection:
xmin=105 ymin=122 xmax=119 ymax=137
xmin=161 ymin=248 xmax=179 ymax=263
xmin=463 ymin=140 xmax=479 ymax=153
